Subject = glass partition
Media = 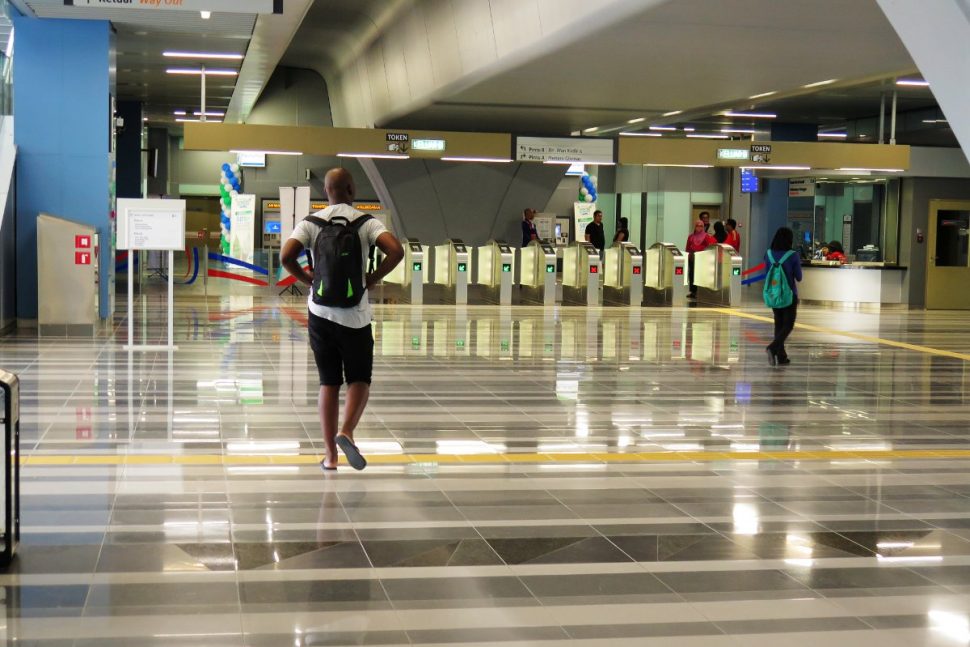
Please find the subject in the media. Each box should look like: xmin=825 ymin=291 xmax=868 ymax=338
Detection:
xmin=790 ymin=178 xmax=900 ymax=264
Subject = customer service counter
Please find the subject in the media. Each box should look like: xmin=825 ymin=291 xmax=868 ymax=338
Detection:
xmin=799 ymin=263 xmax=907 ymax=307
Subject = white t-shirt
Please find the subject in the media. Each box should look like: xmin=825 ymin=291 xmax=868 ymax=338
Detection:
xmin=288 ymin=203 xmax=388 ymax=329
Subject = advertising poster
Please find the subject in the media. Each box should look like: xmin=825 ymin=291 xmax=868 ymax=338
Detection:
xmin=230 ymin=194 xmax=257 ymax=264
xmin=573 ymin=202 xmax=597 ymax=242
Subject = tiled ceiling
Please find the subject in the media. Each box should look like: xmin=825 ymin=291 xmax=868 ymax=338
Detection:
xmin=21 ymin=0 xmax=257 ymax=123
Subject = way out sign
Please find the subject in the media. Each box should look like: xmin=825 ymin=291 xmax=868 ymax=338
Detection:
xmin=64 ymin=0 xmax=283 ymax=14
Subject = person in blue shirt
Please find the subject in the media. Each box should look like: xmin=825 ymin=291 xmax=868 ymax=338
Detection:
xmin=521 ymin=208 xmax=538 ymax=247
xmin=765 ymin=227 xmax=802 ymax=366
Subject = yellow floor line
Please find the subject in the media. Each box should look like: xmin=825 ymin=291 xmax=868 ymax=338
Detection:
xmin=716 ymin=308 xmax=970 ymax=361
xmin=19 ymin=449 xmax=970 ymax=467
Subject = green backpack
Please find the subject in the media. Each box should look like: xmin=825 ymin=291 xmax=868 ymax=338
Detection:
xmin=763 ymin=250 xmax=795 ymax=309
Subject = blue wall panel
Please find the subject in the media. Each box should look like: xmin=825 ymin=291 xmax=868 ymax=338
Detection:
xmin=749 ymin=179 xmax=790 ymax=263
xmin=13 ymin=17 xmax=112 ymax=320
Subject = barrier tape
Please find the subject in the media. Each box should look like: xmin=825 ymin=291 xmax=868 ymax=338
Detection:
xmin=208 ymin=252 xmax=269 ymax=276
xmin=208 ymin=269 xmax=269 ymax=287
xmin=741 ymin=262 xmax=765 ymax=277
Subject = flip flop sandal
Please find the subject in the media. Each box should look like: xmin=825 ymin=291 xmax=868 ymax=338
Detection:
xmin=320 ymin=460 xmax=337 ymax=472
xmin=336 ymin=435 xmax=367 ymax=471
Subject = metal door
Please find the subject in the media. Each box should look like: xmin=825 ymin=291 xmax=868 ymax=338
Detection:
xmin=926 ymin=200 xmax=970 ymax=309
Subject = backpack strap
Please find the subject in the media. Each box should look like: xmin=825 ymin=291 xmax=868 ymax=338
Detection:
xmin=348 ymin=214 xmax=373 ymax=231
xmin=778 ymin=250 xmax=795 ymax=264
xmin=767 ymin=249 xmax=776 ymax=265
xmin=304 ymin=215 xmax=326 ymax=228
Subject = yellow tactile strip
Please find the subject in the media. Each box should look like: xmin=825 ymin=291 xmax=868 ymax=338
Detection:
xmin=19 ymin=450 xmax=970 ymax=467
xmin=714 ymin=307 xmax=970 ymax=362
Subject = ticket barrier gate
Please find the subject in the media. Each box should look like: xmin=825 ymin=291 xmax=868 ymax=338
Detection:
xmin=518 ymin=240 xmax=558 ymax=306
xmin=427 ymin=239 xmax=471 ymax=305
xmin=562 ymin=242 xmax=602 ymax=306
xmin=471 ymin=240 xmax=515 ymax=305
xmin=693 ymin=243 xmax=743 ymax=307
xmin=376 ymin=238 xmax=427 ymax=304
xmin=603 ymin=243 xmax=644 ymax=307
xmin=644 ymin=243 xmax=688 ymax=307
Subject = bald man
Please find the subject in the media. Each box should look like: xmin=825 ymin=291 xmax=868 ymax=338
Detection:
xmin=281 ymin=168 xmax=404 ymax=471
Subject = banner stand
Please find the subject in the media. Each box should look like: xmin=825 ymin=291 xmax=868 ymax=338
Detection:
xmin=117 ymin=198 xmax=185 ymax=352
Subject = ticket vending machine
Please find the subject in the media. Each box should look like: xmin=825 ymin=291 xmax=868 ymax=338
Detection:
xmin=693 ymin=243 xmax=743 ymax=307
xmin=472 ymin=240 xmax=515 ymax=305
xmin=603 ymin=243 xmax=644 ymax=307
xmin=376 ymin=239 xmax=426 ymax=304
xmin=644 ymin=243 xmax=688 ymax=307
xmin=428 ymin=239 xmax=470 ymax=305
xmin=562 ymin=242 xmax=602 ymax=306
xmin=518 ymin=240 xmax=558 ymax=306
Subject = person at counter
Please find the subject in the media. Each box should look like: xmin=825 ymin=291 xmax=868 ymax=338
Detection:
xmin=725 ymin=219 xmax=741 ymax=252
xmin=764 ymin=227 xmax=802 ymax=366
xmin=613 ymin=217 xmax=630 ymax=245
xmin=685 ymin=219 xmax=717 ymax=299
xmin=585 ymin=210 xmax=606 ymax=258
xmin=699 ymin=211 xmax=711 ymax=232
xmin=521 ymin=208 xmax=538 ymax=248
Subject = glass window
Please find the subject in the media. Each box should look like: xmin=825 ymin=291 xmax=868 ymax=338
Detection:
xmin=935 ymin=210 xmax=970 ymax=267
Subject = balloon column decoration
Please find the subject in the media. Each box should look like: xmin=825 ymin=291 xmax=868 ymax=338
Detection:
xmin=579 ymin=172 xmax=598 ymax=203
xmin=218 ymin=163 xmax=242 ymax=255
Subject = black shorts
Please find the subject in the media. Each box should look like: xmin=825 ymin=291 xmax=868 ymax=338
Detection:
xmin=308 ymin=312 xmax=374 ymax=386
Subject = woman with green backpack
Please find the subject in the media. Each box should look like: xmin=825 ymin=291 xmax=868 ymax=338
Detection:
xmin=763 ymin=227 xmax=802 ymax=366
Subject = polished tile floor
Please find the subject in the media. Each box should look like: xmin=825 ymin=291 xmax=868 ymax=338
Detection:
xmin=4 ymin=287 xmax=970 ymax=646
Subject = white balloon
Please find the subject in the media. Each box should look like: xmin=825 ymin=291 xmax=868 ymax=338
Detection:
xmin=584 ymin=194 xmax=594 ymax=203
xmin=230 ymin=190 xmax=239 ymax=197
xmin=230 ymin=163 xmax=240 ymax=174
xmin=590 ymin=175 xmax=598 ymax=185
xmin=580 ymin=187 xmax=589 ymax=196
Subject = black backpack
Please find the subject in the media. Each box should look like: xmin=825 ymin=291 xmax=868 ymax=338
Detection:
xmin=305 ymin=214 xmax=372 ymax=308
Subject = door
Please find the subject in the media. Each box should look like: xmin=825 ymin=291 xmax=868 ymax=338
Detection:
xmin=926 ymin=200 xmax=970 ymax=309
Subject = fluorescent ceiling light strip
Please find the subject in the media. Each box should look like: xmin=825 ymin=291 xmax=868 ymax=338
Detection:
xmin=543 ymin=160 xmax=614 ymax=165
xmin=582 ymin=127 xmax=598 ymax=133
xmin=337 ymin=152 xmax=410 ymax=159
xmin=722 ymin=111 xmax=777 ymax=119
xmin=173 ymin=110 xmax=187 ymax=116
xmin=662 ymin=110 xmax=683 ymax=117
xmin=627 ymin=117 xmax=645 ymax=124
xmin=896 ymin=79 xmax=929 ymax=86
xmin=682 ymin=127 xmax=696 ymax=132
xmin=195 ymin=111 xmax=225 ymax=117
xmin=721 ymin=128 xmax=756 ymax=134
xmin=749 ymin=91 xmax=777 ymax=99
xmin=803 ymin=79 xmax=837 ymax=88
xmin=687 ymin=134 xmax=730 ymax=139
xmin=620 ymin=132 xmax=662 ymax=137
xmin=649 ymin=125 xmax=677 ymax=131
xmin=742 ymin=165 xmax=811 ymax=170
xmin=176 ymin=118 xmax=223 ymax=123
xmin=166 ymin=68 xmax=238 ymax=76
xmin=818 ymin=132 xmax=848 ymax=138
xmin=646 ymin=163 xmax=714 ymax=168
xmin=164 ymin=51 xmax=244 ymax=60
xmin=440 ymin=156 xmax=512 ymax=163
xmin=230 ymin=149 xmax=302 ymax=156
xmin=837 ymin=167 xmax=904 ymax=172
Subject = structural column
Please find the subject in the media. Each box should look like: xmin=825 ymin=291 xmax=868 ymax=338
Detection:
xmin=12 ymin=17 xmax=114 ymax=322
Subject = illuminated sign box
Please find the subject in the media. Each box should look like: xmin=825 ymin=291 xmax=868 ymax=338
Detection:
xmin=412 ymin=139 xmax=446 ymax=152
xmin=717 ymin=148 xmax=749 ymax=161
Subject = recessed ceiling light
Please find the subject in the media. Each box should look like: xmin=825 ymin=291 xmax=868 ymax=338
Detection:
xmin=803 ymin=79 xmax=837 ymax=88
xmin=231 ymin=149 xmax=303 ymax=156
xmin=619 ymin=132 xmax=662 ymax=137
xmin=721 ymin=128 xmax=757 ymax=134
xmin=582 ymin=127 xmax=598 ymax=133
xmin=687 ymin=134 xmax=730 ymax=139
xmin=194 ymin=111 xmax=225 ymax=117
xmin=200 ymin=10 xmax=211 ymax=19
xmin=627 ymin=117 xmax=645 ymax=124
xmin=682 ymin=127 xmax=695 ymax=132
xmin=741 ymin=165 xmax=811 ymax=171
xmin=167 ymin=69 xmax=238 ymax=76
xmin=662 ymin=110 xmax=683 ymax=117
xmin=175 ymin=118 xmax=223 ymax=123
xmin=646 ymin=163 xmax=714 ymax=168
xmin=749 ymin=91 xmax=777 ymax=99
xmin=818 ymin=132 xmax=848 ymax=138
xmin=649 ymin=125 xmax=677 ymax=131
xmin=722 ymin=111 xmax=777 ymax=119
xmin=164 ymin=51 xmax=244 ymax=60
xmin=896 ymin=78 xmax=929 ymax=87
xmin=173 ymin=110 xmax=187 ymax=116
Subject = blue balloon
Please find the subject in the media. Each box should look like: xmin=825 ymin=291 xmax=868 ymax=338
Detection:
xmin=221 ymin=163 xmax=231 ymax=172
xmin=231 ymin=182 xmax=241 ymax=192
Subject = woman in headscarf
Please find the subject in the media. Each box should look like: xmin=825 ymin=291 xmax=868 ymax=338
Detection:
xmin=685 ymin=219 xmax=717 ymax=298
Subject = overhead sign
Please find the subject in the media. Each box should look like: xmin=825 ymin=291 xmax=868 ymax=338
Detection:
xmin=411 ymin=139 xmax=446 ymax=151
xmin=64 ymin=0 xmax=282 ymax=13
xmin=717 ymin=148 xmax=749 ymax=161
xmin=386 ymin=133 xmax=409 ymax=142
xmin=788 ymin=178 xmax=816 ymax=198
xmin=516 ymin=136 xmax=614 ymax=164
xmin=751 ymin=144 xmax=772 ymax=153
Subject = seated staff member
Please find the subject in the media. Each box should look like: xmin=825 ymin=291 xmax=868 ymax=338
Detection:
xmin=613 ymin=217 xmax=630 ymax=245
xmin=521 ymin=208 xmax=538 ymax=248
xmin=685 ymin=220 xmax=717 ymax=299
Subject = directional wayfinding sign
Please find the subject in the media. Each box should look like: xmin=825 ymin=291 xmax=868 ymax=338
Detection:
xmin=64 ymin=0 xmax=282 ymax=13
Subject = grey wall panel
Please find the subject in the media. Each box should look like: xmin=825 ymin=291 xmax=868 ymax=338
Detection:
xmin=247 ymin=67 xmax=333 ymax=127
xmin=372 ymin=160 xmax=564 ymax=246
xmin=0 ymin=185 xmax=15 ymax=332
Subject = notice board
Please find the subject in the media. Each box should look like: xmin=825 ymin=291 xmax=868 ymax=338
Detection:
xmin=118 ymin=198 xmax=186 ymax=251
